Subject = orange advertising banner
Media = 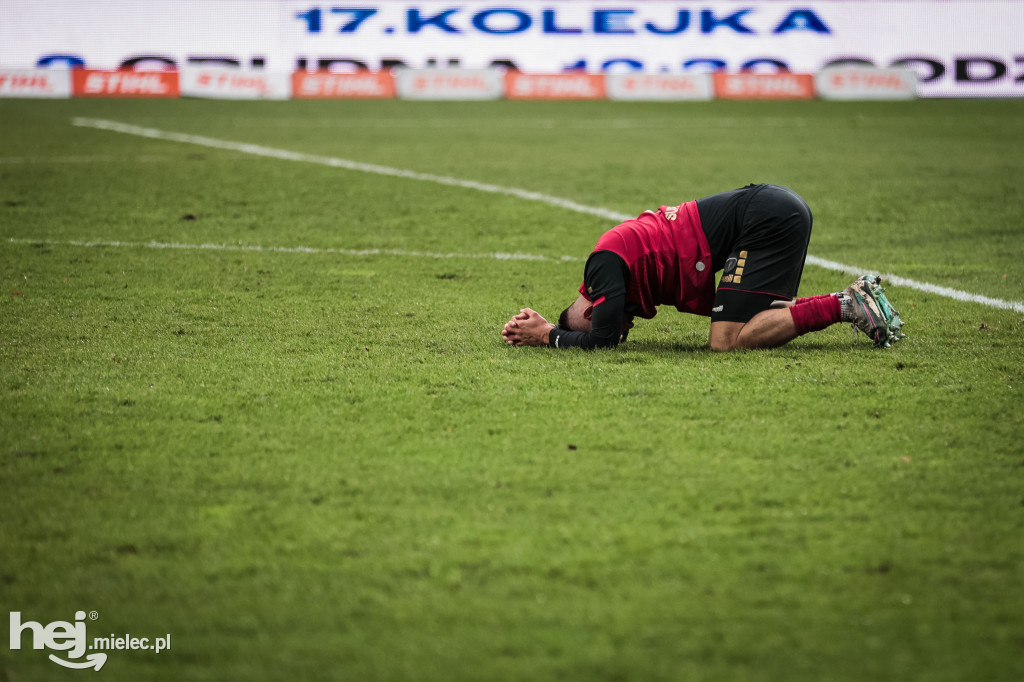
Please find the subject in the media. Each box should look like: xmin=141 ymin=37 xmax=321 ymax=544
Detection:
xmin=72 ymin=70 xmax=180 ymax=98
xmin=712 ymin=73 xmax=815 ymax=100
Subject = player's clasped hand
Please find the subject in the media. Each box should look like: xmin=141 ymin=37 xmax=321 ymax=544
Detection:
xmin=502 ymin=308 xmax=555 ymax=347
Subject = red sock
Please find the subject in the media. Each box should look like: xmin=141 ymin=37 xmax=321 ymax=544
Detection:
xmin=795 ymin=293 xmax=836 ymax=306
xmin=789 ymin=295 xmax=842 ymax=334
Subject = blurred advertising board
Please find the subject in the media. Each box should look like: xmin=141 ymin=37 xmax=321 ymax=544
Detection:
xmin=0 ymin=69 xmax=72 ymax=98
xmin=71 ymin=70 xmax=180 ymax=98
xmin=394 ymin=68 xmax=503 ymax=99
xmin=291 ymin=70 xmax=395 ymax=98
xmin=505 ymin=72 xmax=606 ymax=99
xmin=0 ymin=1 xmax=1020 ymax=98
xmin=815 ymin=66 xmax=917 ymax=100
xmin=713 ymin=72 xmax=815 ymax=100
xmin=606 ymin=74 xmax=714 ymax=101
xmin=180 ymin=68 xmax=291 ymax=99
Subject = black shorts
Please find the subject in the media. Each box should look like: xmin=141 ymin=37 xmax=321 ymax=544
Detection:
xmin=698 ymin=184 xmax=813 ymax=323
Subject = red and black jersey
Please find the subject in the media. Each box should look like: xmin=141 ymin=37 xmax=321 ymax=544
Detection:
xmin=547 ymin=184 xmax=812 ymax=349
xmin=548 ymin=200 xmax=715 ymax=349
xmin=583 ymin=200 xmax=715 ymax=318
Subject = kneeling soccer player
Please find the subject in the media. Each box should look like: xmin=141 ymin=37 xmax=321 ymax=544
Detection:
xmin=501 ymin=183 xmax=904 ymax=351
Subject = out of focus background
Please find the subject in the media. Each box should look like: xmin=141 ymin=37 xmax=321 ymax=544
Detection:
xmin=1 ymin=0 xmax=1022 ymax=100
xmin=2 ymin=2 xmax=1022 ymax=681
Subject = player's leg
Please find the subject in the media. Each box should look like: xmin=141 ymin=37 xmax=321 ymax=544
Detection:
xmin=711 ymin=279 xmax=907 ymax=350
xmin=705 ymin=185 xmax=905 ymax=351
xmin=709 ymin=185 xmax=827 ymax=351
xmin=709 ymin=303 xmax=798 ymax=350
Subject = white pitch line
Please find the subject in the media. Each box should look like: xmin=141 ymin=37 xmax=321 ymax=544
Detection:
xmin=71 ymin=117 xmax=628 ymax=223
xmin=65 ymin=116 xmax=1024 ymax=314
xmin=805 ymin=255 xmax=1024 ymax=314
xmin=5 ymin=237 xmax=580 ymax=263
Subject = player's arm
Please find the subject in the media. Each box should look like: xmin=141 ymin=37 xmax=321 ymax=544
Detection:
xmin=547 ymin=293 xmax=626 ymax=349
xmin=501 ymin=251 xmax=629 ymax=348
xmin=548 ymin=251 xmax=630 ymax=349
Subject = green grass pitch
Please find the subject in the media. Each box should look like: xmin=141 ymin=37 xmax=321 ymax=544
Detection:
xmin=1 ymin=98 xmax=1023 ymax=681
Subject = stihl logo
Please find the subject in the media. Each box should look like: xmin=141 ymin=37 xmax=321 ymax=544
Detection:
xmin=622 ymin=75 xmax=700 ymax=93
xmin=505 ymin=73 xmax=605 ymax=99
xmin=72 ymin=70 xmax=180 ymax=98
xmin=607 ymin=73 xmax=713 ymax=101
xmin=412 ymin=73 xmax=488 ymax=90
xmin=830 ymin=72 xmax=903 ymax=89
xmin=292 ymin=71 xmax=396 ymax=98
xmin=196 ymin=72 xmax=271 ymax=93
xmin=0 ymin=74 xmax=53 ymax=93
xmin=85 ymin=72 xmax=167 ymax=94
xmin=713 ymin=73 xmax=815 ymax=100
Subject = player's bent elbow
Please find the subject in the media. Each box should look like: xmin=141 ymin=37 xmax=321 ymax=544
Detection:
xmin=592 ymin=333 xmax=621 ymax=349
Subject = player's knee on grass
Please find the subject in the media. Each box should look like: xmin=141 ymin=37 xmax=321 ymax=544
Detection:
xmin=709 ymin=321 xmax=745 ymax=351
xmin=708 ymin=290 xmax=787 ymax=351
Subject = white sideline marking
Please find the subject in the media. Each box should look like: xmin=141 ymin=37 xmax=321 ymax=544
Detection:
xmin=5 ymin=238 xmax=580 ymax=263
xmin=805 ymin=255 xmax=1024 ymax=314
xmin=63 ymin=117 xmax=1024 ymax=314
xmin=10 ymin=237 xmax=1021 ymax=313
xmin=71 ymin=117 xmax=627 ymax=223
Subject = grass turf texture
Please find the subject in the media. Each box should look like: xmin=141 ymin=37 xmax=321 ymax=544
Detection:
xmin=1 ymin=99 xmax=1023 ymax=681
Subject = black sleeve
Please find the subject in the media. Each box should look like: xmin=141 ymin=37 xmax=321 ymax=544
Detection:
xmin=548 ymin=251 xmax=629 ymax=350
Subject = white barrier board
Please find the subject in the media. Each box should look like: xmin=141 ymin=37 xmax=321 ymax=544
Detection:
xmin=394 ymin=68 xmax=503 ymax=100
xmin=180 ymin=68 xmax=291 ymax=99
xmin=0 ymin=2 xmax=1020 ymax=98
xmin=816 ymin=67 xmax=917 ymax=100
xmin=0 ymin=69 xmax=71 ymax=98
xmin=606 ymin=73 xmax=714 ymax=101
